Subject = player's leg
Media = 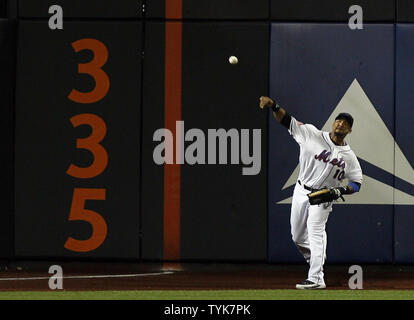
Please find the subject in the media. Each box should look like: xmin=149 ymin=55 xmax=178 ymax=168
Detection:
xmin=290 ymin=184 xmax=311 ymax=263
xmin=306 ymin=203 xmax=332 ymax=287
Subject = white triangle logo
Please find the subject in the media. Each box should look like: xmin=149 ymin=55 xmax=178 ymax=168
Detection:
xmin=277 ymin=79 xmax=414 ymax=205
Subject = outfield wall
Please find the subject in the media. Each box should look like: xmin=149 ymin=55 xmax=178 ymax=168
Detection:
xmin=0 ymin=0 xmax=413 ymax=264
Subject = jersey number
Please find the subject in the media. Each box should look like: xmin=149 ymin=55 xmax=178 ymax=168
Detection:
xmin=333 ymin=169 xmax=345 ymax=181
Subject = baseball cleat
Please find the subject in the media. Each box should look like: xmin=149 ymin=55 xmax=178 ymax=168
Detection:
xmin=296 ymin=280 xmax=326 ymax=290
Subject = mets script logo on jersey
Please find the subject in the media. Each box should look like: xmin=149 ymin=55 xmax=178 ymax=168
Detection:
xmin=315 ymin=150 xmax=346 ymax=169
xmin=278 ymin=79 xmax=414 ymax=205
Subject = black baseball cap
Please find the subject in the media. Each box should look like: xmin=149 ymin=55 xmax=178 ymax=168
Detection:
xmin=335 ymin=113 xmax=354 ymax=128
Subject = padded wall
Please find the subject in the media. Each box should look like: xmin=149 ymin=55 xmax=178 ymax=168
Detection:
xmin=271 ymin=0 xmax=395 ymax=21
xmin=9 ymin=0 xmax=414 ymax=264
xmin=397 ymin=0 xmax=414 ymax=22
xmin=141 ymin=21 xmax=164 ymax=260
xmin=18 ymin=0 xmax=143 ymax=18
xmin=142 ymin=21 xmax=268 ymax=261
xmin=146 ymin=0 xmax=269 ymax=19
xmin=394 ymin=24 xmax=414 ymax=263
xmin=15 ymin=21 xmax=142 ymax=258
xmin=0 ymin=19 xmax=16 ymax=259
xmin=268 ymin=23 xmax=395 ymax=263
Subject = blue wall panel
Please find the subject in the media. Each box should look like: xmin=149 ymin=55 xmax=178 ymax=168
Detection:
xmin=269 ymin=23 xmax=394 ymax=263
xmin=394 ymin=24 xmax=414 ymax=263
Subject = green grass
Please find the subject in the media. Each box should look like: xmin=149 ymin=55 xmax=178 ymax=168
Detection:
xmin=0 ymin=289 xmax=414 ymax=300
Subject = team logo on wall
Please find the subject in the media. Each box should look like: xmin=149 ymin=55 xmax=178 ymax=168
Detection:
xmin=278 ymin=79 xmax=414 ymax=205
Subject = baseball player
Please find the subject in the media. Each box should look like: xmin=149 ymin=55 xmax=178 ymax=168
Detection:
xmin=259 ymin=96 xmax=363 ymax=289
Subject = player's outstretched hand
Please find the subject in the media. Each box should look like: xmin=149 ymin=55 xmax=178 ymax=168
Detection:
xmin=259 ymin=96 xmax=274 ymax=109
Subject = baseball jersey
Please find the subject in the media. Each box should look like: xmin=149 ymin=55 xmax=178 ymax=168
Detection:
xmin=288 ymin=117 xmax=363 ymax=189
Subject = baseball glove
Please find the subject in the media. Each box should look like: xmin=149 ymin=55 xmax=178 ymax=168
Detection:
xmin=307 ymin=188 xmax=345 ymax=205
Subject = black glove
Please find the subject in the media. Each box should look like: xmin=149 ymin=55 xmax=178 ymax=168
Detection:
xmin=307 ymin=186 xmax=350 ymax=205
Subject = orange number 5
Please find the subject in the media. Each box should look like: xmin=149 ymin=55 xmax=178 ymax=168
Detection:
xmin=66 ymin=113 xmax=108 ymax=179
xmin=64 ymin=188 xmax=107 ymax=252
xmin=68 ymin=39 xmax=110 ymax=104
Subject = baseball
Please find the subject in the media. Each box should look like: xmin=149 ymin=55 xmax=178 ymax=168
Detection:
xmin=229 ymin=56 xmax=238 ymax=65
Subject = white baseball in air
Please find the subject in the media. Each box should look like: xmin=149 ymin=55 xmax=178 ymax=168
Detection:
xmin=228 ymin=56 xmax=238 ymax=65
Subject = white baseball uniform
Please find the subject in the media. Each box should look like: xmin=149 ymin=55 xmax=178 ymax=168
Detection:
xmin=288 ymin=117 xmax=363 ymax=285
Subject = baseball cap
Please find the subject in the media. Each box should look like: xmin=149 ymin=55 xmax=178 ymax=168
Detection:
xmin=335 ymin=113 xmax=354 ymax=128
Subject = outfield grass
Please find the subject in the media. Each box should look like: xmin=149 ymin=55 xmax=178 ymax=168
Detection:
xmin=0 ymin=289 xmax=413 ymax=300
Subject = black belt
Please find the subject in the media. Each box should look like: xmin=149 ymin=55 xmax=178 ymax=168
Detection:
xmin=298 ymin=180 xmax=318 ymax=192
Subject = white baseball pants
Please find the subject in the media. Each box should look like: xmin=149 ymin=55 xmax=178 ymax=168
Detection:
xmin=290 ymin=182 xmax=332 ymax=285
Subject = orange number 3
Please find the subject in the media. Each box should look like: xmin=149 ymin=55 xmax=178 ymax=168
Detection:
xmin=66 ymin=113 xmax=108 ymax=179
xmin=68 ymin=39 xmax=110 ymax=104
xmin=64 ymin=188 xmax=107 ymax=252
